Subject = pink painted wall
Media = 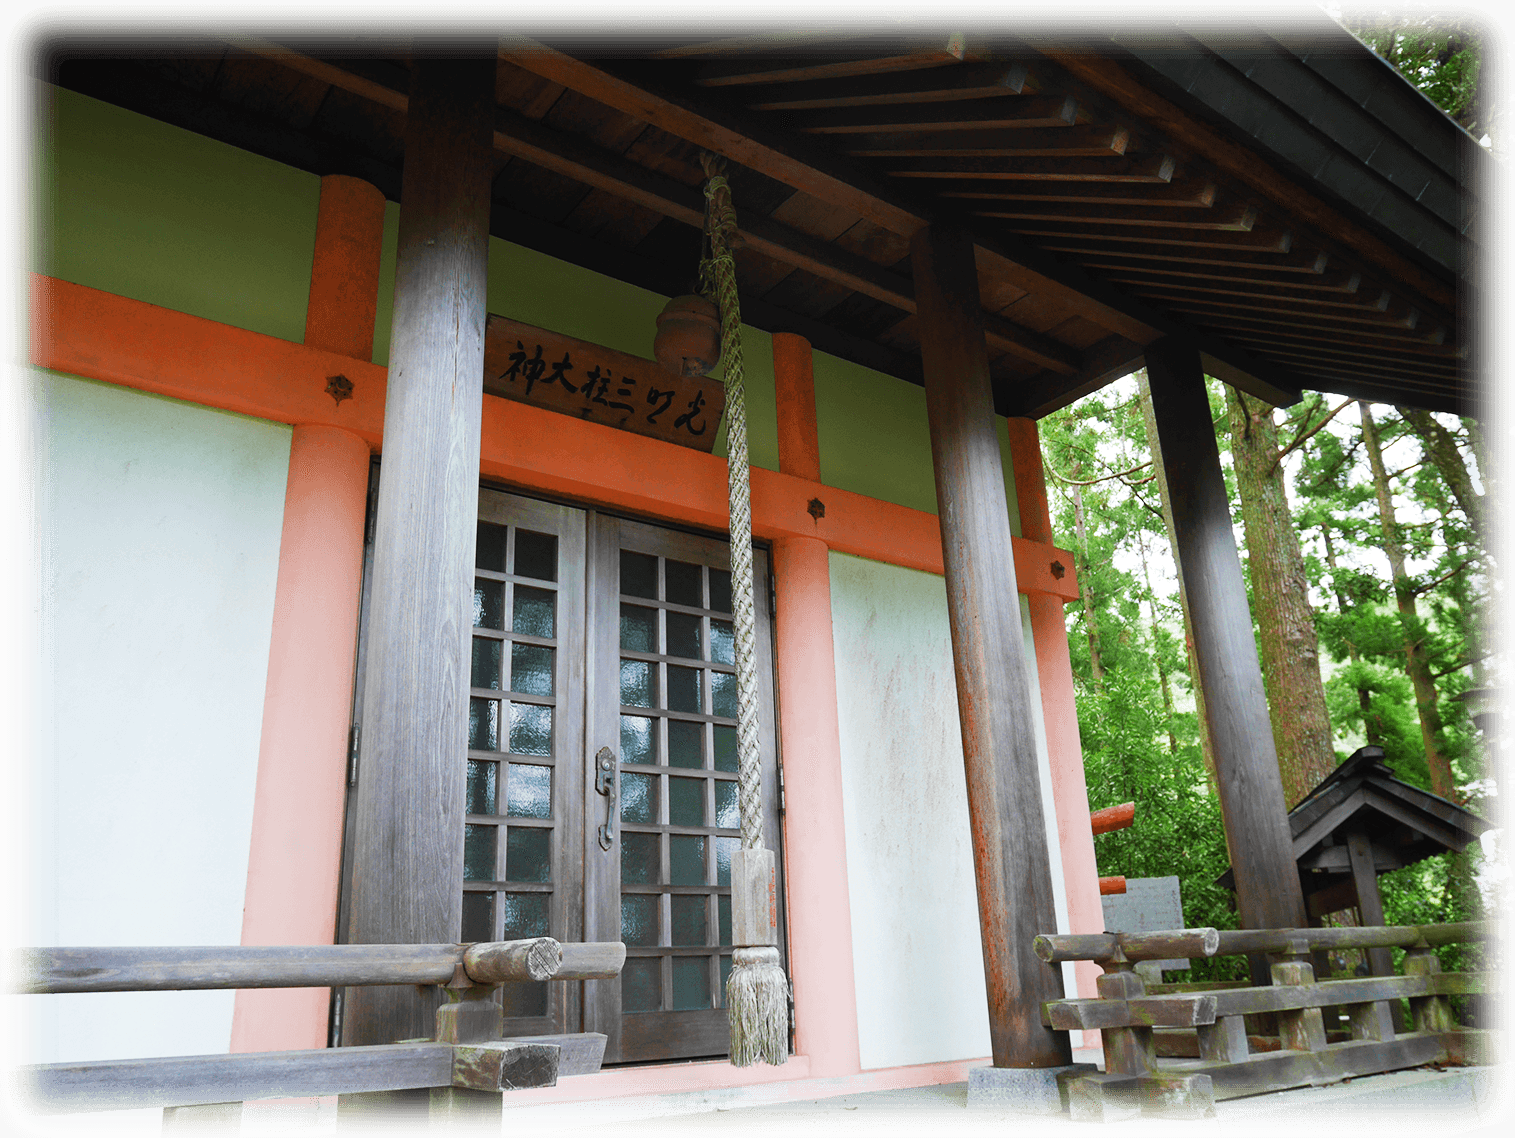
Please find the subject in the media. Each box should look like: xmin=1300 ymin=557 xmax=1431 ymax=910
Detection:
xmin=1005 ymin=416 xmax=1103 ymax=1011
xmin=230 ymin=176 xmax=383 ymax=1052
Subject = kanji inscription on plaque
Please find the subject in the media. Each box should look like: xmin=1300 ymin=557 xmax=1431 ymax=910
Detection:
xmin=483 ymin=315 xmax=727 ymax=453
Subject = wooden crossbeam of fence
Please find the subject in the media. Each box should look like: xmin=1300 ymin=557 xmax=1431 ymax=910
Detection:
xmin=1036 ymin=918 xmax=1495 ymax=1120
xmin=17 ymin=939 xmax=627 ymax=994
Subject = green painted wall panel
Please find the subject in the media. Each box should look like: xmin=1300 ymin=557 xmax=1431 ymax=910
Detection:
xmin=37 ymin=86 xmax=319 ymax=343
xmin=813 ymin=351 xmax=1021 ymax=534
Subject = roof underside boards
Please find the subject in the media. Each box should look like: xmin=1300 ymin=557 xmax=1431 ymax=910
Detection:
xmin=40 ymin=20 xmax=1479 ymax=417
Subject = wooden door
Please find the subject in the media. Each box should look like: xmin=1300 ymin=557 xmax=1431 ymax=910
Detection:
xmin=463 ymin=490 xmax=588 ymax=1037
xmin=583 ymin=514 xmax=785 ymax=1064
xmin=445 ymin=490 xmax=783 ymax=1060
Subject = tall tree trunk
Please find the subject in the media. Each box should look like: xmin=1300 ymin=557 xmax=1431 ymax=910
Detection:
xmin=1139 ymin=372 xmax=1218 ymax=785
xmin=1226 ymin=387 xmax=1336 ymax=806
xmin=1398 ymin=406 xmax=1491 ymax=562
xmin=1070 ymin=461 xmax=1105 ymax=689
xmin=1396 ymin=405 xmax=1496 ymax=701
xmin=1359 ymin=402 xmax=1458 ymax=801
xmin=1320 ymin=524 xmax=1384 ymax=749
xmin=1137 ymin=528 xmax=1181 ymax=755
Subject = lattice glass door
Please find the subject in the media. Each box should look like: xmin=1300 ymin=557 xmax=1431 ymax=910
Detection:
xmin=463 ymin=490 xmax=587 ymax=1037
xmin=582 ymin=515 xmax=785 ymax=1064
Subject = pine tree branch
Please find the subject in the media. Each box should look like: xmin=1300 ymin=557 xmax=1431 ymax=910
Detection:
xmin=1048 ymin=459 xmax=1154 ymax=487
xmin=1269 ymin=397 xmax=1355 ymax=475
xmin=1410 ymin=558 xmax=1474 ymax=597
xmin=1432 ymin=650 xmax=1493 ymax=681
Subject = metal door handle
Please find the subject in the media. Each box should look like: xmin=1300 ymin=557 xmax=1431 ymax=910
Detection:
xmin=594 ymin=746 xmax=616 ymax=850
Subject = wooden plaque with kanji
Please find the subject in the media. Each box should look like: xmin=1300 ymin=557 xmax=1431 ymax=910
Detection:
xmin=483 ymin=315 xmax=727 ymax=453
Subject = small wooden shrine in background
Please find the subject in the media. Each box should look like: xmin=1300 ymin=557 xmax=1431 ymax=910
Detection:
xmin=1221 ymin=746 xmax=1490 ymax=978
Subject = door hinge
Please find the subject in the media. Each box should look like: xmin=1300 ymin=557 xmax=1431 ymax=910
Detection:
xmin=346 ymin=724 xmax=361 ymax=786
xmin=776 ymin=760 xmax=786 ymax=815
xmin=788 ymin=978 xmax=796 ymax=1038
xmin=768 ymin=574 xmax=776 ymax=618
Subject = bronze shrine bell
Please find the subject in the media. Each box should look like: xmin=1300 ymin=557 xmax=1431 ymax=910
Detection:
xmin=654 ymin=295 xmax=721 ymax=377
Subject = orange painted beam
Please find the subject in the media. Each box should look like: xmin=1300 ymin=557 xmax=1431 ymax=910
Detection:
xmin=32 ymin=275 xmax=388 ymax=445
xmin=1091 ymin=801 xmax=1136 ymax=836
xmin=32 ymin=274 xmax=1080 ymax=599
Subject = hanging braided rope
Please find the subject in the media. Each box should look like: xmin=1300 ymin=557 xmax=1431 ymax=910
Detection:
xmin=699 ymin=151 xmax=788 ymax=1068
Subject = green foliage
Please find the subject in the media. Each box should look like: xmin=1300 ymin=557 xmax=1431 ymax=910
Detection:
xmin=1340 ymin=9 xmax=1489 ymax=138
xmin=1042 ymin=370 xmax=1490 ymax=975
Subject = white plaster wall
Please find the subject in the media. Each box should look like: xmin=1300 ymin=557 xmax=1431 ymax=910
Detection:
xmin=828 ymin=552 xmax=1071 ymax=1070
xmin=28 ymin=373 xmax=290 ymax=1064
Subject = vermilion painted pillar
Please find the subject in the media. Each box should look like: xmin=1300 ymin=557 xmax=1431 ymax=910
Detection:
xmin=230 ymin=175 xmax=384 ymax=1052
xmin=1005 ymin=417 xmax=1104 ymax=1024
xmin=770 ymin=333 xmax=862 ymax=1077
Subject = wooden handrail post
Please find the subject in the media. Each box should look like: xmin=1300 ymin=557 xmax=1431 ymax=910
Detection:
xmin=1095 ymin=965 xmax=1156 ymax=1077
xmin=1270 ymin=959 xmax=1328 ymax=1052
xmin=163 ymin=1103 xmax=241 ymax=1132
xmin=1404 ymin=942 xmax=1457 ymax=1034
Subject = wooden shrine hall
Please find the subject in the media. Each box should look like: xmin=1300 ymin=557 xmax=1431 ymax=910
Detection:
xmin=26 ymin=14 xmax=1482 ymax=1118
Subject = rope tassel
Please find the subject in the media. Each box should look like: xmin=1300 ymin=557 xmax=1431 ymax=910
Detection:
xmin=699 ymin=151 xmax=788 ymax=1068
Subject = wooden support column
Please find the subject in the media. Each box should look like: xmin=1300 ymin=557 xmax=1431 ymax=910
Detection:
xmin=770 ymin=333 xmax=862 ymax=1077
xmin=232 ymin=175 xmax=384 ymax=1054
xmin=1005 ymin=417 xmax=1104 ymax=1024
xmin=912 ymin=225 xmax=1069 ymax=1069
xmin=340 ymin=54 xmax=496 ymax=1047
xmin=1346 ymin=829 xmax=1396 ymax=978
xmin=1144 ymin=339 xmax=1306 ymax=937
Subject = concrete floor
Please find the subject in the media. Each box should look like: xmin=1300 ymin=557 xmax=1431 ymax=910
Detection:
xmin=21 ymin=1060 xmax=1504 ymax=1136
xmin=526 ymin=1065 xmax=1506 ymax=1138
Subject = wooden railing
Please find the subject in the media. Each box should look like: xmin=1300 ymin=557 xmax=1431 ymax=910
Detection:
xmin=1035 ymin=921 xmax=1496 ymax=1121
xmin=15 ymin=939 xmax=625 ymax=1117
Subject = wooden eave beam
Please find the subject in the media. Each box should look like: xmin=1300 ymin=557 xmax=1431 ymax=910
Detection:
xmin=745 ymin=61 xmax=1030 ymax=109
xmin=498 ymin=39 xmax=933 ymax=236
xmin=939 ymin=176 xmax=1216 ymax=206
xmin=1142 ymin=287 xmax=1423 ymax=332
xmin=1039 ymin=239 xmax=1330 ymax=274
xmin=997 ymin=334 xmax=1146 ymax=418
xmin=791 ymin=93 xmax=1079 ymax=132
xmin=976 ymin=201 xmax=1258 ymax=230
xmin=1027 ymin=46 xmax=1459 ymax=314
xmin=1081 ymin=255 xmax=1356 ymax=291
xmin=1269 ymin=373 xmax=1465 ymax=416
xmin=1171 ymin=306 xmax=1451 ymax=350
xmin=999 ymin=218 xmax=1291 ymax=252
xmin=651 ymin=31 xmax=850 ymax=59
xmin=840 ymin=123 xmax=1130 ymax=156
xmin=886 ymin=154 xmax=1175 ymax=181
xmin=692 ymin=39 xmax=970 ymax=86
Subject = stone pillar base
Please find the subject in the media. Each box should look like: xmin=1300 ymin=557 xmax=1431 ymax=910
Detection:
xmin=967 ymin=1063 xmax=1097 ymax=1112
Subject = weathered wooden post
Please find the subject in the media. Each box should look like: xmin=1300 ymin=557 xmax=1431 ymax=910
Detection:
xmin=912 ymin=225 xmax=1071 ymax=1078
xmin=1144 ymin=340 xmax=1307 ymax=950
xmin=340 ymin=52 xmax=496 ymax=1055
